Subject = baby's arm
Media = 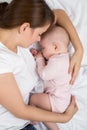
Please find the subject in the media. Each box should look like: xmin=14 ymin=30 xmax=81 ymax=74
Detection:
xmin=36 ymin=53 xmax=47 ymax=78
xmin=53 ymin=9 xmax=83 ymax=84
xmin=36 ymin=57 xmax=57 ymax=81
xmin=30 ymin=93 xmax=51 ymax=111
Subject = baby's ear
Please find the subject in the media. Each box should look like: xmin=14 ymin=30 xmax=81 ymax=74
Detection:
xmin=53 ymin=42 xmax=59 ymax=51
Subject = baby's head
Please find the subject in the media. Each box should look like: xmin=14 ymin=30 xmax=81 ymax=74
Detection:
xmin=40 ymin=26 xmax=70 ymax=59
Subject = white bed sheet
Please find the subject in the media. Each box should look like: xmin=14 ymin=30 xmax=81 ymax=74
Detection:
xmin=4 ymin=0 xmax=87 ymax=130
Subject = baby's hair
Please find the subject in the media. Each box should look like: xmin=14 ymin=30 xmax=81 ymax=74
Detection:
xmin=41 ymin=26 xmax=70 ymax=47
xmin=40 ymin=26 xmax=70 ymax=53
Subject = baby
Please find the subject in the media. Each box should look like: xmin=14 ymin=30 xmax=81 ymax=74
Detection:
xmin=30 ymin=26 xmax=71 ymax=130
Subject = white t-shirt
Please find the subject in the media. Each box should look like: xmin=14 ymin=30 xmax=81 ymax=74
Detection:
xmin=45 ymin=0 xmax=87 ymax=66
xmin=0 ymin=42 xmax=39 ymax=130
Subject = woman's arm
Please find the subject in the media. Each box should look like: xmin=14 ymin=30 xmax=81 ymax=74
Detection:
xmin=53 ymin=9 xmax=83 ymax=84
xmin=0 ymin=73 xmax=78 ymax=123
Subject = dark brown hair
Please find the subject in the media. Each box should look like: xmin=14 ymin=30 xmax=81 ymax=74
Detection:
xmin=0 ymin=0 xmax=54 ymax=29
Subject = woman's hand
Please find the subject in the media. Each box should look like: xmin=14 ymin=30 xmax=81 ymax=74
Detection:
xmin=53 ymin=9 xmax=83 ymax=84
xmin=69 ymin=49 xmax=83 ymax=84
xmin=63 ymin=96 xmax=78 ymax=122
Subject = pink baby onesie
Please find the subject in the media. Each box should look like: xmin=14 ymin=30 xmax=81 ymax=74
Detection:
xmin=36 ymin=53 xmax=71 ymax=113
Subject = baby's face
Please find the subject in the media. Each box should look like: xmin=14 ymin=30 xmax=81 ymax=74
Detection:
xmin=40 ymin=39 xmax=55 ymax=59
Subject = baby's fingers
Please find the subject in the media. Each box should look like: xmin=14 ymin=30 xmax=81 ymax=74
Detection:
xmin=30 ymin=48 xmax=38 ymax=56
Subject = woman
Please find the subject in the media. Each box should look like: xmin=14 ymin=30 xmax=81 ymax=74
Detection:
xmin=0 ymin=0 xmax=78 ymax=130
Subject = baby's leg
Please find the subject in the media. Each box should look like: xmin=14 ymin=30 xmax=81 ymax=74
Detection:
xmin=30 ymin=93 xmax=51 ymax=111
xmin=44 ymin=122 xmax=59 ymax=130
xmin=30 ymin=93 xmax=59 ymax=130
xmin=29 ymin=93 xmax=51 ymax=125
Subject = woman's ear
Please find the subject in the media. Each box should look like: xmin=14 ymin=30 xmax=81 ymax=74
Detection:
xmin=18 ymin=22 xmax=30 ymax=34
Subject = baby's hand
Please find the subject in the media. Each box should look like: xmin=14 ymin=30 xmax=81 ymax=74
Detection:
xmin=69 ymin=49 xmax=83 ymax=84
xmin=30 ymin=48 xmax=44 ymax=61
xmin=36 ymin=52 xmax=43 ymax=59
xmin=30 ymin=48 xmax=38 ymax=57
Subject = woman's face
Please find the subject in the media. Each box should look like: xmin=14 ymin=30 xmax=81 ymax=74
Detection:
xmin=19 ymin=23 xmax=50 ymax=48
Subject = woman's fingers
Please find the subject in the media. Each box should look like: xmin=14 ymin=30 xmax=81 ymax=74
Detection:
xmin=63 ymin=96 xmax=78 ymax=122
xmin=69 ymin=65 xmax=79 ymax=84
xmin=69 ymin=60 xmax=80 ymax=84
xmin=69 ymin=49 xmax=83 ymax=84
xmin=71 ymin=96 xmax=78 ymax=112
xmin=66 ymin=95 xmax=78 ymax=115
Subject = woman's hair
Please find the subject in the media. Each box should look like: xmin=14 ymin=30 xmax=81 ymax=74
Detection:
xmin=0 ymin=0 xmax=54 ymax=29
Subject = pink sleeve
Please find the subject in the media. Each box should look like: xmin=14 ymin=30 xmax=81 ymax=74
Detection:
xmin=36 ymin=58 xmax=58 ymax=80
